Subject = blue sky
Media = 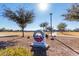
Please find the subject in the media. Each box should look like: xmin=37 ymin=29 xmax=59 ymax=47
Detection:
xmin=0 ymin=3 xmax=79 ymax=30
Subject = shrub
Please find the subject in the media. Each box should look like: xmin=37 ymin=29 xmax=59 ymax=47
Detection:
xmin=0 ymin=47 xmax=32 ymax=56
xmin=46 ymin=34 xmax=48 ymax=39
xmin=27 ymin=36 xmax=30 ymax=39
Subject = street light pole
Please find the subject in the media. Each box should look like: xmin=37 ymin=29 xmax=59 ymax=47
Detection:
xmin=50 ymin=13 xmax=54 ymax=40
xmin=50 ymin=13 xmax=52 ymax=38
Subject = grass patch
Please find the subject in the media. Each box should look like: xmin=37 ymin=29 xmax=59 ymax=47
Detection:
xmin=0 ymin=47 xmax=32 ymax=56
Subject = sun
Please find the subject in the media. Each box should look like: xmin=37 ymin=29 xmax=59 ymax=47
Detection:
xmin=38 ymin=3 xmax=48 ymax=11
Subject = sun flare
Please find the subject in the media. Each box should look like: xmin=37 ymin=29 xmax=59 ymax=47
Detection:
xmin=38 ymin=3 xmax=48 ymax=11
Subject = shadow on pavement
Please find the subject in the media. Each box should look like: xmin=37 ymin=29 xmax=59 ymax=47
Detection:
xmin=0 ymin=41 xmax=17 ymax=49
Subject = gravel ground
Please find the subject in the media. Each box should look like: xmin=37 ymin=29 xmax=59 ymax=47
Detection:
xmin=56 ymin=36 xmax=79 ymax=54
xmin=0 ymin=36 xmax=78 ymax=56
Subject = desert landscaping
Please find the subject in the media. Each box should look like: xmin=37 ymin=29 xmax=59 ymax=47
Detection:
xmin=0 ymin=3 xmax=79 ymax=56
xmin=0 ymin=32 xmax=79 ymax=56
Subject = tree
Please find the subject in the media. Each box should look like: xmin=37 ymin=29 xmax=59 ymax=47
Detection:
xmin=46 ymin=26 xmax=53 ymax=32
xmin=73 ymin=28 xmax=79 ymax=32
xmin=3 ymin=7 xmax=34 ymax=37
xmin=40 ymin=22 xmax=48 ymax=31
xmin=0 ymin=28 xmax=6 ymax=31
xmin=62 ymin=4 xmax=79 ymax=21
xmin=57 ymin=23 xmax=67 ymax=31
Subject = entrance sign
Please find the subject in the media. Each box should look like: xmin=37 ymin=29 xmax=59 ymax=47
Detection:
xmin=32 ymin=30 xmax=48 ymax=48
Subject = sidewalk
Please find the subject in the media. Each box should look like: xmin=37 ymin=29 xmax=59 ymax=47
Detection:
xmin=50 ymin=32 xmax=79 ymax=38
xmin=57 ymin=34 xmax=79 ymax=38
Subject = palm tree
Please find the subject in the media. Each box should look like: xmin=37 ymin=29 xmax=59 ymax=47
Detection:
xmin=62 ymin=4 xmax=79 ymax=21
xmin=3 ymin=7 xmax=34 ymax=37
xmin=40 ymin=22 xmax=48 ymax=31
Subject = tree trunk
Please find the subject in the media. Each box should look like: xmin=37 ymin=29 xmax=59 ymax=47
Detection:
xmin=22 ymin=28 xmax=24 ymax=37
xmin=43 ymin=27 xmax=45 ymax=31
xmin=43 ymin=27 xmax=44 ymax=31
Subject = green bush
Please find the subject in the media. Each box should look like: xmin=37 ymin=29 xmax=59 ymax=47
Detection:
xmin=0 ymin=47 xmax=32 ymax=56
